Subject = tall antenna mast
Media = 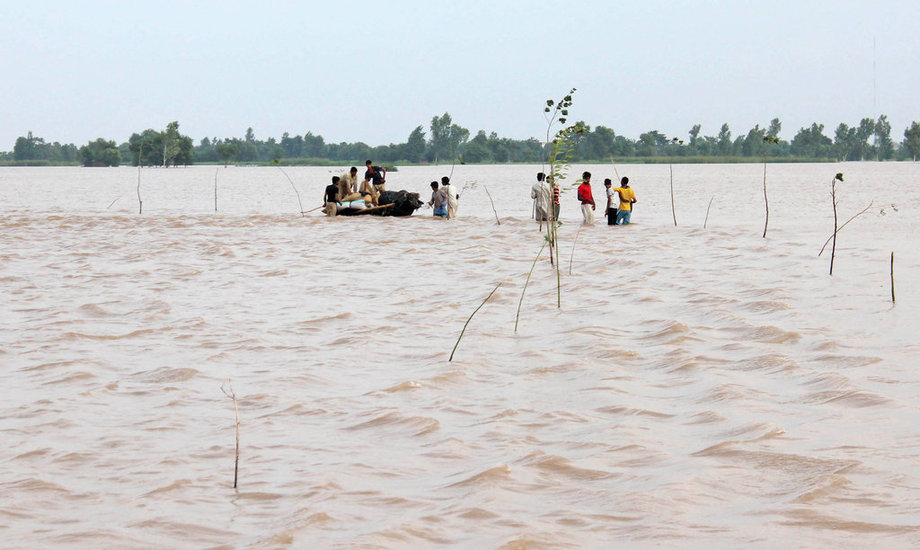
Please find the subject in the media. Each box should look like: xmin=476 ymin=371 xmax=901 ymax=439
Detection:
xmin=873 ymin=37 xmax=877 ymax=115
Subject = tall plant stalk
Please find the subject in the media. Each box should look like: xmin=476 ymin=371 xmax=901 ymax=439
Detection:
xmin=483 ymin=185 xmax=501 ymax=225
xmin=669 ymin=163 xmax=677 ymax=226
xmin=568 ymin=225 xmax=583 ymax=275
xmin=537 ymin=88 xmax=584 ymax=309
xmin=214 ymin=168 xmax=219 ymax=212
xmin=277 ymin=165 xmax=305 ymax=217
xmin=762 ymin=160 xmax=769 ymax=237
xmin=450 ymin=282 xmax=502 ymax=361
xmin=818 ymin=201 xmax=873 ymax=256
xmin=703 ymin=196 xmax=714 ymax=228
xmin=220 ymin=381 xmax=240 ymax=489
xmin=515 ymin=240 xmax=548 ymax=333
xmin=762 ymin=136 xmax=779 ymax=238
xmin=890 ymin=252 xmax=896 ymax=303
xmin=829 ymin=173 xmax=844 ymax=275
xmin=136 ymin=144 xmax=143 ymax=214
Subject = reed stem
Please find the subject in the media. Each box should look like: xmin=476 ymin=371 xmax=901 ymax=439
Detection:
xmin=669 ymin=163 xmax=677 ymax=226
xmin=762 ymin=159 xmax=769 ymax=238
xmin=830 ymin=177 xmax=839 ymax=276
xmin=220 ymin=382 xmax=240 ymax=489
xmin=818 ymin=202 xmax=873 ymax=256
xmin=483 ymin=185 xmax=501 ymax=225
xmin=515 ymin=241 xmax=548 ymax=333
xmin=277 ymin=167 xmax=305 ymax=217
xmin=568 ymin=225 xmax=582 ymax=275
xmin=703 ymin=196 xmax=714 ymax=228
xmin=890 ymin=251 xmax=896 ymax=303
xmin=450 ymin=282 xmax=502 ymax=361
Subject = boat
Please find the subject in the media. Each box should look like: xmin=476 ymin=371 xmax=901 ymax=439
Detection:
xmin=335 ymin=190 xmax=423 ymax=217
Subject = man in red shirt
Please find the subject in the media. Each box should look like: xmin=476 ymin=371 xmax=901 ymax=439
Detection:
xmin=576 ymin=171 xmax=595 ymax=224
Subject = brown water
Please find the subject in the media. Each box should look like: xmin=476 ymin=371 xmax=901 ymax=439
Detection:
xmin=1 ymin=163 xmax=919 ymax=548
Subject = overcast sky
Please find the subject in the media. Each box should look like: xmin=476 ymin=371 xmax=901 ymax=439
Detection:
xmin=2 ymin=1 xmax=918 ymax=150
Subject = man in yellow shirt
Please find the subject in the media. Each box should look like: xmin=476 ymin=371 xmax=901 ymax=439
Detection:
xmin=613 ymin=177 xmax=637 ymax=225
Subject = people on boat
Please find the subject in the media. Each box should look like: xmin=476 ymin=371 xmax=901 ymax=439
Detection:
xmin=613 ymin=176 xmax=637 ymax=225
xmin=604 ymin=178 xmax=618 ymax=225
xmin=531 ymin=172 xmax=551 ymax=222
xmin=577 ymin=171 xmax=595 ymax=224
xmin=428 ymin=181 xmax=447 ymax=217
xmin=324 ymin=176 xmax=342 ymax=217
xmin=441 ymin=176 xmax=460 ymax=219
xmin=364 ymin=160 xmax=387 ymax=193
xmin=338 ymin=166 xmax=362 ymax=202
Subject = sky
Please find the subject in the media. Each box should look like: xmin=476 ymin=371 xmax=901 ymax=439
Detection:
xmin=2 ymin=0 xmax=918 ymax=150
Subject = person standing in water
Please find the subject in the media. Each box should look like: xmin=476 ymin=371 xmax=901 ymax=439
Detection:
xmin=323 ymin=176 xmax=342 ymax=217
xmin=613 ymin=176 xmax=637 ymax=225
xmin=531 ymin=172 xmax=551 ymax=222
xmin=604 ymin=178 xmax=618 ymax=225
xmin=576 ymin=171 xmax=595 ymax=224
xmin=441 ymin=176 xmax=460 ymax=219
xmin=428 ymin=181 xmax=447 ymax=217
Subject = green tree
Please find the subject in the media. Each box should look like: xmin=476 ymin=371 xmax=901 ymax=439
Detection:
xmin=162 ymin=121 xmax=182 ymax=166
xmin=717 ymin=123 xmax=732 ymax=155
xmin=766 ymin=118 xmax=782 ymax=139
xmin=13 ymin=131 xmax=44 ymax=161
xmin=128 ymin=129 xmax=162 ymax=166
xmin=834 ymin=123 xmax=858 ymax=161
xmin=688 ymin=124 xmax=702 ymax=154
xmin=215 ymin=142 xmax=238 ymax=166
xmin=741 ymin=125 xmax=766 ymax=156
xmin=405 ymin=125 xmax=427 ymax=162
xmin=855 ymin=117 xmax=876 ymax=160
xmin=428 ymin=113 xmax=469 ymax=163
xmin=79 ymin=138 xmax=121 ymax=166
xmin=903 ymin=121 xmax=920 ymax=161
xmin=875 ymin=115 xmax=893 ymax=160
xmin=790 ymin=123 xmax=832 ymax=158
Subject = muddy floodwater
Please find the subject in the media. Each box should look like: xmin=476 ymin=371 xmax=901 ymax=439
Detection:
xmin=1 ymin=163 xmax=919 ymax=548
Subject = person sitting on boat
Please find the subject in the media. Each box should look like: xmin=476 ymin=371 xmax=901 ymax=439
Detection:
xmin=324 ymin=176 xmax=342 ymax=217
xmin=359 ymin=177 xmax=379 ymax=206
xmin=428 ymin=181 xmax=447 ymax=217
xmin=441 ymin=176 xmax=459 ymax=219
xmin=364 ymin=160 xmax=387 ymax=193
xmin=338 ymin=166 xmax=362 ymax=202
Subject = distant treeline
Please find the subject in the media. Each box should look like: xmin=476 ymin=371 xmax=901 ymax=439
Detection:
xmin=4 ymin=113 xmax=920 ymax=166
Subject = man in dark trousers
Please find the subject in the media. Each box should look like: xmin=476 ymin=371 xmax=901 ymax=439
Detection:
xmin=604 ymin=178 xmax=618 ymax=225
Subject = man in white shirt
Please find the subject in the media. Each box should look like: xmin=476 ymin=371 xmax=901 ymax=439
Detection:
xmin=441 ymin=176 xmax=460 ymax=219
xmin=531 ymin=172 xmax=551 ymax=222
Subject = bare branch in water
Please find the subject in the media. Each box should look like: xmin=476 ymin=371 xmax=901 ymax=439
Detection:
xmin=450 ymin=282 xmax=502 ymax=361
xmin=220 ymin=381 xmax=241 ymax=489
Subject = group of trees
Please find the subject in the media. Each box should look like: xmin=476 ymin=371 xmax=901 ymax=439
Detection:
xmin=127 ymin=122 xmax=194 ymax=166
xmin=5 ymin=115 xmax=920 ymax=166
xmin=3 ymin=132 xmax=80 ymax=164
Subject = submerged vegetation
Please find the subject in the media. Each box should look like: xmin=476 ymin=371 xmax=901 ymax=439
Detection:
xmin=5 ymin=113 xmax=920 ymax=167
